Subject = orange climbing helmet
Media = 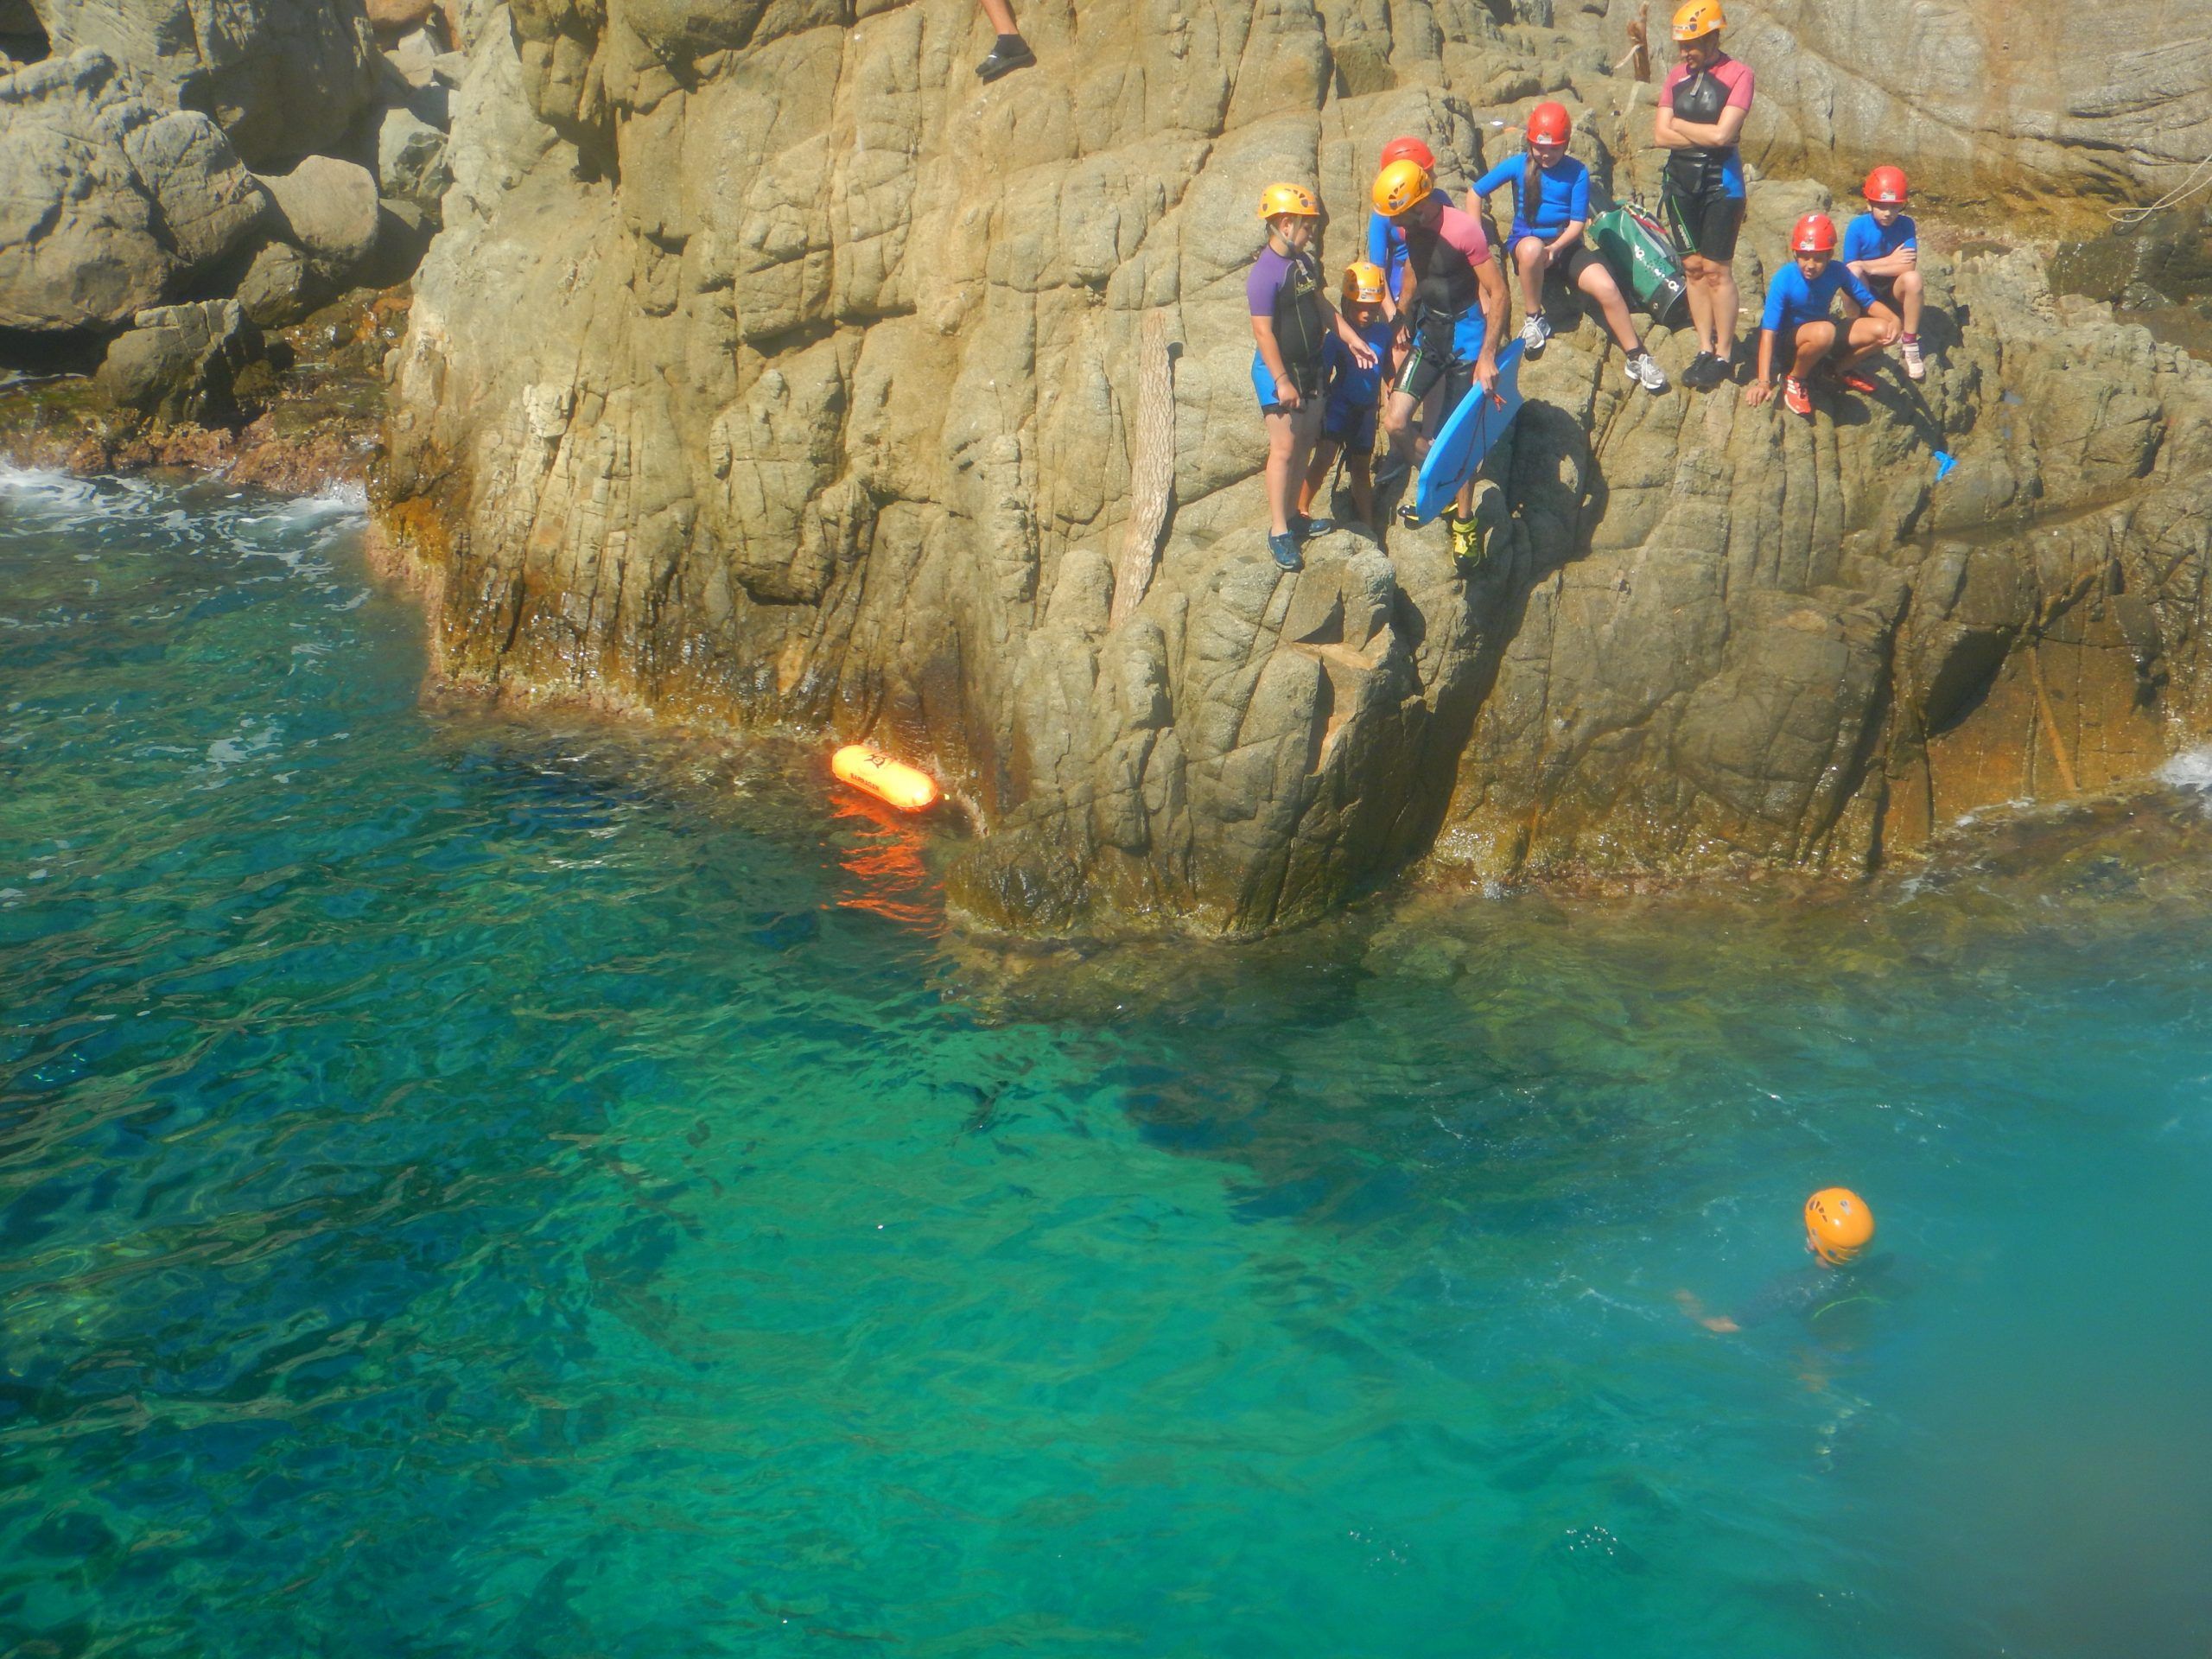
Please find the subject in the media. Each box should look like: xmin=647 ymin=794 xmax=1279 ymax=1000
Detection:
xmin=1790 ymin=212 xmax=1839 ymax=254
xmin=1342 ymin=260 xmax=1387 ymax=305
xmin=1527 ymin=101 xmax=1573 ymax=145
xmin=1672 ymin=0 xmax=1725 ymax=39
xmin=1805 ymin=1187 xmax=1876 ymax=1265
xmin=1864 ymin=165 xmax=1910 ymax=204
xmin=1372 ymin=158 xmax=1434 ymax=216
xmin=1257 ymin=182 xmax=1320 ymax=220
xmin=1379 ymin=135 xmax=1436 ymax=172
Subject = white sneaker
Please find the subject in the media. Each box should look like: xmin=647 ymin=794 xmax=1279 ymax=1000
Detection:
xmin=1624 ymin=352 xmax=1669 ymax=393
xmin=1902 ymin=338 xmax=1925 ymax=380
xmin=1520 ymin=313 xmax=1551 ymax=354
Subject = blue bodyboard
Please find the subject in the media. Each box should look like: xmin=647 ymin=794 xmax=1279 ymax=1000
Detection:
xmin=1410 ymin=337 xmax=1525 ymax=526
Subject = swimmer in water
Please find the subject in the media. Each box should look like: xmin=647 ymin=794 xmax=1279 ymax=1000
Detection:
xmin=1677 ymin=1187 xmax=1878 ymax=1333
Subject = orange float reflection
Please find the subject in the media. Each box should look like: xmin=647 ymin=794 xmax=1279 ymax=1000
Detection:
xmin=830 ymin=791 xmax=944 ymax=933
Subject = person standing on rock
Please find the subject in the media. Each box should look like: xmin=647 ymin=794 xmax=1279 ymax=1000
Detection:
xmin=1296 ymin=261 xmax=1397 ymax=535
xmin=1370 ymin=158 xmax=1508 ymax=564
xmin=1842 ymin=167 xmax=1925 ymax=381
xmin=975 ymin=0 xmax=1035 ymax=82
xmin=1745 ymin=213 xmax=1899 ymax=418
xmin=1653 ymin=0 xmax=1752 ymax=391
xmin=1249 ymin=185 xmax=1381 ymax=573
xmin=1471 ymin=102 xmax=1669 ymax=395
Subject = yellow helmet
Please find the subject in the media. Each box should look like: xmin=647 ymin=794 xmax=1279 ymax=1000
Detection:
xmin=1804 ymin=1188 xmax=1875 ymax=1266
xmin=1342 ymin=261 xmax=1387 ymax=305
xmin=1672 ymin=0 xmax=1724 ymax=39
xmin=1256 ymin=182 xmax=1320 ymax=220
xmin=1371 ymin=158 xmax=1433 ymax=217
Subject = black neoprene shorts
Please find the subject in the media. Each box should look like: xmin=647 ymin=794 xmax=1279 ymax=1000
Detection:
xmin=1395 ymin=323 xmax=1473 ymax=410
xmin=1662 ymin=186 xmax=1744 ymax=262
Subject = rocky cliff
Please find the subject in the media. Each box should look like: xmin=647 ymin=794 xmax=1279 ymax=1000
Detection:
xmin=376 ymin=0 xmax=2212 ymax=937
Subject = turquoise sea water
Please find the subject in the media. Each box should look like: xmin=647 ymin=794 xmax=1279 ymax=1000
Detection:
xmin=3 ymin=468 xmax=2210 ymax=1658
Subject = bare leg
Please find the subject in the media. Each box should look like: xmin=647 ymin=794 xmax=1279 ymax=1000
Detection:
xmin=1789 ymin=320 xmax=1837 ymax=378
xmin=1683 ymin=253 xmax=1718 ymax=356
xmin=1513 ymin=236 xmax=1549 ymax=325
xmin=978 ymin=0 xmax=1020 ymax=32
xmin=1297 ymin=437 xmax=1341 ymax=518
xmin=1709 ymin=262 xmax=1739 ymax=361
xmin=1835 ymin=315 xmax=1897 ymax=371
xmin=1263 ymin=409 xmax=1299 ymax=535
xmin=1345 ymin=453 xmax=1374 ymax=527
xmin=1894 ymin=267 xmax=1923 ymax=336
xmin=1382 ymin=389 xmax=1420 ymax=465
xmin=1579 ymin=262 xmax=1643 ymax=353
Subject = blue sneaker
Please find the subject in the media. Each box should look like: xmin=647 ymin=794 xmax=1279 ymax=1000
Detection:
xmin=1298 ymin=514 xmax=1335 ymax=540
xmin=1268 ymin=531 xmax=1302 ymax=571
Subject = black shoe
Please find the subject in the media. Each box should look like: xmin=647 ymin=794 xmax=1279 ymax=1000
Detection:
xmin=1373 ymin=454 xmax=1412 ymax=493
xmin=1684 ymin=351 xmax=1719 ymax=391
xmin=977 ymin=37 xmax=1035 ymax=81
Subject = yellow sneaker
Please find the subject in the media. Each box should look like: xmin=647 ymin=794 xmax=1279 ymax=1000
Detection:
xmin=1447 ymin=507 xmax=1485 ymax=569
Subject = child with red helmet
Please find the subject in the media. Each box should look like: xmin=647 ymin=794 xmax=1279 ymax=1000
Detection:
xmin=1842 ymin=166 xmax=1924 ymax=379
xmin=1745 ymin=213 xmax=1899 ymax=417
xmin=1470 ymin=102 xmax=1669 ymax=395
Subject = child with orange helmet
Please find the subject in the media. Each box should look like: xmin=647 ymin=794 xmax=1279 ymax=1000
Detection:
xmin=1295 ymin=263 xmax=1396 ymax=533
xmin=1745 ymin=213 xmax=1899 ymax=418
xmin=1249 ymin=184 xmax=1381 ymax=571
xmin=1470 ymin=102 xmax=1669 ymax=395
xmin=1842 ymin=166 xmax=1924 ymax=379
xmin=1677 ymin=1188 xmax=1884 ymax=1334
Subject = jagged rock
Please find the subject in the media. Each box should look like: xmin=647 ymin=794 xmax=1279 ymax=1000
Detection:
xmin=260 ymin=155 xmax=381 ymax=279
xmin=377 ymin=105 xmax=451 ymax=213
xmin=0 ymin=49 xmax=262 ymax=332
xmin=385 ymin=24 xmax=441 ymax=88
xmin=233 ymin=235 xmax=311 ymax=327
xmin=95 ymin=298 xmax=264 ymax=424
xmin=32 ymin=0 xmax=379 ymax=169
xmin=379 ymin=1 xmax=2212 ymax=938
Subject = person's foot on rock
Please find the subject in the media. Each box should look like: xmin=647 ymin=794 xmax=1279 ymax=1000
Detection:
xmin=1520 ymin=312 xmax=1551 ymax=356
xmin=1268 ymin=530 xmax=1302 ymax=571
xmin=1298 ymin=514 xmax=1335 ymax=540
xmin=1683 ymin=351 xmax=1719 ymax=391
xmin=1833 ymin=365 xmax=1880 ymax=395
xmin=1624 ymin=350 xmax=1669 ymax=394
xmin=977 ymin=35 xmax=1035 ymax=81
xmin=1446 ymin=506 xmax=1485 ymax=569
xmin=1782 ymin=375 xmax=1814 ymax=417
xmin=1901 ymin=336 xmax=1924 ymax=380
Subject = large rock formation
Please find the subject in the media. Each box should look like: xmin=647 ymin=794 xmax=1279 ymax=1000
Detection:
xmin=27 ymin=0 xmax=380 ymax=168
xmin=378 ymin=0 xmax=2212 ymax=938
xmin=0 ymin=49 xmax=268 ymax=331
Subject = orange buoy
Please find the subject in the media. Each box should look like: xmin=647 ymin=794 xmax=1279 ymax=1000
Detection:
xmin=831 ymin=744 xmax=940 ymax=813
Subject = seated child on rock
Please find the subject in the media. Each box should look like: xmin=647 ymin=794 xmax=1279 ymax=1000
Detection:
xmin=1745 ymin=213 xmax=1899 ymax=419
xmin=1296 ymin=262 xmax=1396 ymax=533
xmin=1842 ymin=166 xmax=1924 ymax=381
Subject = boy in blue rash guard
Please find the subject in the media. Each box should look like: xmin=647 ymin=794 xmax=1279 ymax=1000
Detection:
xmin=1745 ymin=213 xmax=1899 ymax=419
xmin=1470 ymin=102 xmax=1668 ymax=394
xmin=1842 ymin=165 xmax=1924 ymax=380
xmin=1296 ymin=262 xmax=1396 ymax=533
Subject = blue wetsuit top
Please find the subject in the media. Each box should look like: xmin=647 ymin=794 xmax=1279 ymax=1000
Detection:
xmin=1841 ymin=212 xmax=1917 ymax=266
xmin=1323 ymin=316 xmax=1395 ymax=410
xmin=1761 ymin=261 xmax=1880 ymax=337
xmin=1471 ymin=154 xmax=1590 ymax=245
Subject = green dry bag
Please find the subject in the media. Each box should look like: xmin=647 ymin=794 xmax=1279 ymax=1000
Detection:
xmin=1588 ymin=204 xmax=1690 ymax=328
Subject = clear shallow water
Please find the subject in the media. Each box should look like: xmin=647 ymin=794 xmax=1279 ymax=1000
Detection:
xmin=3 ymin=468 xmax=2210 ymax=1659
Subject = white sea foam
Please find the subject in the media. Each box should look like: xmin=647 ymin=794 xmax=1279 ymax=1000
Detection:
xmin=2154 ymin=746 xmax=2212 ymax=794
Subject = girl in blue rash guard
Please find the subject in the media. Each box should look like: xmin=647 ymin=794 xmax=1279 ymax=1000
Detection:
xmin=1469 ymin=102 xmax=1668 ymax=395
xmin=1745 ymin=213 xmax=1898 ymax=419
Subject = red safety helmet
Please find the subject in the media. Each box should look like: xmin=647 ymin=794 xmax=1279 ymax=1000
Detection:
xmin=1790 ymin=213 xmax=1839 ymax=254
xmin=1526 ymin=102 xmax=1572 ymax=145
xmin=1378 ymin=135 xmax=1435 ymax=172
xmin=1863 ymin=165 xmax=1910 ymax=205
